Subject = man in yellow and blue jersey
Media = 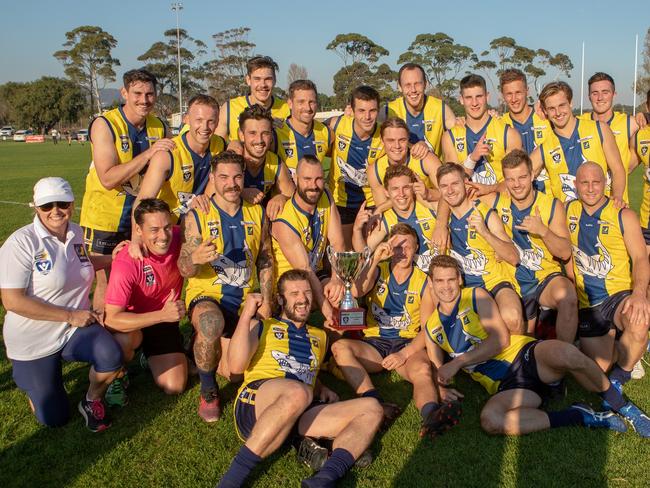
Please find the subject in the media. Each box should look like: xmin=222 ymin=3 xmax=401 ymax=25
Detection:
xmin=353 ymin=165 xmax=438 ymax=274
xmin=485 ymin=149 xmax=577 ymax=342
xmin=178 ymin=152 xmax=273 ymax=423
xmin=441 ymin=74 xmax=522 ymax=193
xmin=216 ymin=56 xmax=290 ymax=144
xmin=238 ymin=105 xmax=294 ymax=220
xmin=385 ymin=63 xmax=456 ymax=157
xmin=425 ymin=255 xmax=650 ymax=436
xmin=271 ymin=155 xmax=345 ymax=328
xmin=436 ymin=163 xmax=524 ymax=335
xmin=80 ymin=69 xmax=173 ymax=312
xmin=579 ymin=72 xmax=641 ymax=203
xmin=499 ymin=69 xmax=552 ymax=193
xmin=630 ymin=118 xmax=650 ymax=249
xmin=218 ymin=270 xmax=383 ymax=488
xmin=275 ymin=80 xmax=332 ymax=177
xmin=367 ymin=118 xmax=441 ymax=208
xmin=328 ymin=86 xmax=384 ymax=248
xmin=133 ymin=94 xmax=225 ymax=227
xmin=567 ymin=163 xmax=650 ymax=417
xmin=530 ymin=81 xmax=626 ymax=205
xmin=332 ymin=224 xmax=461 ymax=438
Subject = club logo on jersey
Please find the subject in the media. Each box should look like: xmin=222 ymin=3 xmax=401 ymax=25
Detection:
xmin=371 ymin=302 xmax=411 ymax=330
xmin=337 ymin=156 xmax=367 ymax=187
xmin=376 ymin=279 xmax=387 ymax=296
xmin=573 ymin=239 xmax=613 ymax=280
xmin=501 ymin=214 xmax=510 ymax=224
xmin=601 ymin=225 xmax=609 ymax=235
xmin=583 ymin=141 xmax=590 ymax=150
xmin=425 ymin=121 xmax=433 ymax=132
xmin=407 ymin=295 xmax=415 ymax=304
xmin=463 ymin=315 xmax=470 ymax=325
xmin=175 ymin=191 xmax=195 ymax=216
xmin=515 ymin=241 xmax=544 ymax=272
xmin=143 ymin=264 xmax=155 ymax=286
xmin=369 ymin=149 xmax=378 ymax=159
xmin=119 ymin=135 xmax=130 ymax=153
xmin=210 ymin=241 xmax=253 ymax=288
xmin=181 ymin=165 xmax=192 ymax=182
xmin=34 ymin=251 xmax=52 ymax=274
xmin=74 ymin=244 xmax=90 ymax=263
xmin=207 ymin=221 xmax=220 ymax=239
xmin=642 ymin=145 xmax=648 ymax=156
xmin=559 ymin=173 xmax=578 ymax=201
xmin=457 ymin=142 xmax=465 ymax=152
xmin=338 ymin=140 xmax=346 ymax=151
xmin=415 ymin=249 xmax=436 ymax=274
xmin=271 ymin=350 xmax=317 ymax=385
xmin=272 ymin=326 xmax=285 ymax=340
xmin=536 ymin=130 xmax=543 ymax=139
xmin=569 ymin=222 xmax=577 ymax=233
xmin=450 ymin=247 xmax=488 ymax=276
xmin=471 ymin=162 xmax=497 ymax=186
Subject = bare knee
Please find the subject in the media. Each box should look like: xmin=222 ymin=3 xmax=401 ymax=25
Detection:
xmin=157 ymin=378 xmax=186 ymax=396
xmin=193 ymin=305 xmax=224 ymax=342
xmin=501 ymin=308 xmax=524 ymax=334
xmin=283 ymin=382 xmax=313 ymax=413
xmin=553 ymin=283 xmax=577 ymax=309
xmin=361 ymin=397 xmax=384 ymax=429
xmin=407 ymin=357 xmax=433 ymax=379
xmin=330 ymin=339 xmax=353 ymax=360
xmin=480 ymin=407 xmax=505 ymax=435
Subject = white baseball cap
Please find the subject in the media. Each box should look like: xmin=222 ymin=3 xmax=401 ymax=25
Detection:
xmin=33 ymin=177 xmax=74 ymax=207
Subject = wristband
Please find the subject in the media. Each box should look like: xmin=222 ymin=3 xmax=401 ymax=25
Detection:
xmin=463 ymin=156 xmax=477 ymax=170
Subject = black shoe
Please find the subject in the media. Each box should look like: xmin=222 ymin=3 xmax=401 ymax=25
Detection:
xmin=380 ymin=402 xmax=402 ymax=431
xmin=295 ymin=436 xmax=329 ymax=471
xmin=419 ymin=400 xmax=462 ymax=438
xmin=354 ymin=449 xmax=373 ymax=469
xmin=78 ymin=398 xmax=111 ymax=432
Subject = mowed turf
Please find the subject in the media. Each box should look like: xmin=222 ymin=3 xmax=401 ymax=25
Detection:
xmin=1 ymin=141 xmax=650 ymax=488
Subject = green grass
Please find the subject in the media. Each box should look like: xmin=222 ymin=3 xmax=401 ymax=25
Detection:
xmin=1 ymin=141 xmax=650 ymax=487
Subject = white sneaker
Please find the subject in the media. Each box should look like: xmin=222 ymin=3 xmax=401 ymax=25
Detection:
xmin=631 ymin=360 xmax=646 ymax=380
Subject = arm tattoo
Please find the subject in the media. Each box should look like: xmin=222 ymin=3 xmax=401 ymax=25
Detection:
xmin=178 ymin=217 xmax=203 ymax=277
xmin=257 ymin=223 xmax=274 ymax=305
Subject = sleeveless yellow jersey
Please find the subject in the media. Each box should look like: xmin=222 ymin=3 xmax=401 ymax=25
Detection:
xmin=634 ymin=126 xmax=650 ymax=229
xmin=382 ymin=201 xmax=437 ymax=273
xmin=373 ymin=153 xmax=433 ymax=190
xmin=500 ymin=109 xmax=552 ymax=193
xmin=244 ymin=151 xmax=282 ymax=198
xmin=365 ymin=262 xmax=428 ymax=339
xmin=328 ymin=115 xmax=383 ymax=209
xmin=240 ymin=317 xmax=327 ymax=387
xmin=448 ymin=201 xmax=518 ymax=293
xmin=158 ymin=132 xmax=225 ymax=223
xmin=275 ymin=119 xmax=331 ymax=174
xmin=185 ymin=198 xmax=264 ymax=314
xmin=448 ymin=116 xmax=509 ymax=186
xmin=80 ymin=106 xmax=166 ymax=233
xmin=539 ymin=119 xmax=608 ymax=203
xmin=566 ymin=198 xmax=632 ymax=308
xmin=387 ymin=95 xmax=446 ymax=157
xmin=492 ymin=191 xmax=563 ymax=297
xmin=272 ymin=191 xmax=332 ymax=280
xmin=226 ymin=95 xmax=290 ymax=142
xmin=579 ymin=112 xmax=631 ymax=202
xmin=424 ymin=287 xmax=536 ymax=394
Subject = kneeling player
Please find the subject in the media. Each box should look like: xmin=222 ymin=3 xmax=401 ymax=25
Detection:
xmin=218 ymin=270 xmax=383 ymax=488
xmin=425 ymin=255 xmax=650 ymax=437
xmin=332 ymin=224 xmax=460 ymax=436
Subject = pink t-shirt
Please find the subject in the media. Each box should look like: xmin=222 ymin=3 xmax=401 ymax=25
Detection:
xmin=105 ymin=226 xmax=183 ymax=314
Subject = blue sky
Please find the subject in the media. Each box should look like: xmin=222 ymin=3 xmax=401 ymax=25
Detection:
xmin=1 ymin=0 xmax=647 ymax=106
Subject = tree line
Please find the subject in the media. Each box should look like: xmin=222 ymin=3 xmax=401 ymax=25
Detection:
xmin=1 ymin=25 xmax=649 ymax=134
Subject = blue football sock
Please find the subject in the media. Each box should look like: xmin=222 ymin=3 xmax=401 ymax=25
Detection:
xmin=420 ymin=402 xmax=440 ymax=421
xmin=547 ymin=408 xmax=585 ymax=428
xmin=599 ymin=383 xmax=626 ymax=411
xmin=217 ymin=445 xmax=261 ymax=488
xmin=609 ymin=364 xmax=632 ymax=386
xmin=313 ymin=448 xmax=355 ymax=482
xmin=198 ymin=368 xmax=218 ymax=392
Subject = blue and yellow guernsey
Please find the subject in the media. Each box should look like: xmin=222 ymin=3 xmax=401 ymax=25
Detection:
xmin=634 ymin=126 xmax=650 ymax=230
xmin=448 ymin=116 xmax=509 ymax=186
xmin=244 ymin=151 xmax=282 ymax=198
xmin=579 ymin=112 xmax=631 ymax=202
xmin=539 ymin=119 xmax=608 ymax=203
xmin=158 ymin=132 xmax=225 ymax=223
xmin=500 ymin=109 xmax=552 ymax=193
xmin=387 ymin=95 xmax=447 ymax=157
xmin=373 ymin=153 xmax=433 ymax=190
xmin=492 ymin=191 xmax=562 ymax=297
xmin=365 ymin=262 xmax=428 ymax=339
xmin=566 ymin=198 xmax=632 ymax=309
xmin=80 ymin=106 xmax=166 ymax=233
xmin=425 ymin=287 xmax=536 ymax=394
xmin=275 ymin=119 xmax=331 ymax=175
xmin=382 ymin=201 xmax=437 ymax=273
xmin=448 ymin=201 xmax=518 ymax=293
xmin=272 ymin=191 xmax=331 ymax=280
xmin=226 ymin=95 xmax=290 ymax=142
xmin=329 ymin=115 xmax=383 ymax=209
xmin=185 ymin=198 xmax=264 ymax=314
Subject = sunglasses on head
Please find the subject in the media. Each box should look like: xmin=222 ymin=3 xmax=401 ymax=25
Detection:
xmin=38 ymin=201 xmax=72 ymax=211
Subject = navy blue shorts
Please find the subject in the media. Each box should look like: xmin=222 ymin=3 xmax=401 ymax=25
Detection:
xmin=642 ymin=227 xmax=650 ymax=245
xmin=11 ymin=323 xmax=123 ymax=427
xmin=522 ymin=272 xmax=564 ymax=321
xmin=336 ymin=205 xmax=362 ymax=226
xmin=497 ymin=340 xmax=548 ymax=399
xmin=578 ymin=290 xmax=631 ymax=338
xmin=363 ymin=337 xmax=412 ymax=359
xmin=488 ymin=281 xmax=516 ymax=298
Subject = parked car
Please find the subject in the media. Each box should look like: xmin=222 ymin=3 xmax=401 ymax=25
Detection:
xmin=13 ymin=129 xmax=33 ymax=142
xmin=77 ymin=129 xmax=89 ymax=142
xmin=0 ymin=126 xmax=14 ymax=137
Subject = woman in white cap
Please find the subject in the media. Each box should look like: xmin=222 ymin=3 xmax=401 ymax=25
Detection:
xmin=0 ymin=177 xmax=124 ymax=432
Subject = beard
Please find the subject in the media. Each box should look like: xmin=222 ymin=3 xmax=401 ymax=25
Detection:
xmin=283 ymin=301 xmax=311 ymax=323
xmin=297 ymin=185 xmax=323 ymax=205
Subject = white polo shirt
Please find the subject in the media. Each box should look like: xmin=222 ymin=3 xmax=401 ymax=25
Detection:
xmin=0 ymin=216 xmax=94 ymax=360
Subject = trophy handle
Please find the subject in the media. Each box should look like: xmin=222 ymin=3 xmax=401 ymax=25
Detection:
xmin=362 ymin=246 xmax=372 ymax=270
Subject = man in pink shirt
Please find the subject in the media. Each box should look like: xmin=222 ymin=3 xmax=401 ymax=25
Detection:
xmin=104 ymin=199 xmax=187 ymax=405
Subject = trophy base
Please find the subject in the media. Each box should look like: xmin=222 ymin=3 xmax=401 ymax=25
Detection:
xmin=332 ymin=308 xmax=366 ymax=331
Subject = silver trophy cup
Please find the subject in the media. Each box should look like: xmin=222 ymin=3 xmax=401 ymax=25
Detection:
xmin=326 ymin=246 xmax=371 ymax=329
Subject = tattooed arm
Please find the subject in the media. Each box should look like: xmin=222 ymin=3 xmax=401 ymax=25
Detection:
xmin=178 ymin=210 xmax=215 ymax=278
xmin=256 ymin=217 xmax=274 ymax=319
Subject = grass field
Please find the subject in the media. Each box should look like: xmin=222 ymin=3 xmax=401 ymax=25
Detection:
xmin=1 ymin=141 xmax=650 ymax=487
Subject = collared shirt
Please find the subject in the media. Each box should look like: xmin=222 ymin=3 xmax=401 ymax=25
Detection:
xmin=0 ymin=216 xmax=94 ymax=360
